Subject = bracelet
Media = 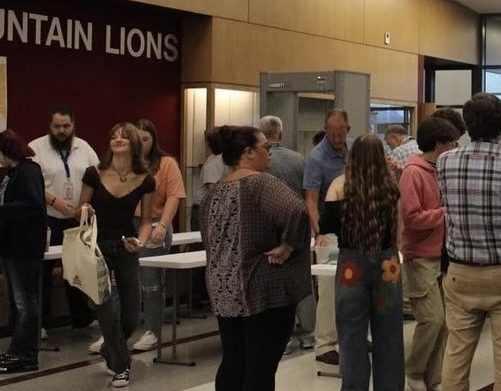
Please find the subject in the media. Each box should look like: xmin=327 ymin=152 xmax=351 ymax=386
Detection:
xmin=158 ymin=221 xmax=168 ymax=230
xmin=49 ymin=196 xmax=57 ymax=206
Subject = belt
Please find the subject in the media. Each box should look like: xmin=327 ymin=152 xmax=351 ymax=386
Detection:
xmin=449 ymin=258 xmax=501 ymax=267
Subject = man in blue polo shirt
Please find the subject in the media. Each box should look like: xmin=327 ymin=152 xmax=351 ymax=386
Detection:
xmin=304 ymin=108 xmax=353 ymax=366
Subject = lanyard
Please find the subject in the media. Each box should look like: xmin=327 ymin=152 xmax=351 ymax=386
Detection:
xmin=59 ymin=151 xmax=71 ymax=179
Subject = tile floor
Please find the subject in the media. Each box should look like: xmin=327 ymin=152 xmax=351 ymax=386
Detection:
xmin=0 ymin=314 xmax=495 ymax=390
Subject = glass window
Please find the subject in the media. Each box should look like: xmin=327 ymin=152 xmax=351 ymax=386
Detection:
xmin=485 ymin=69 xmax=501 ymax=94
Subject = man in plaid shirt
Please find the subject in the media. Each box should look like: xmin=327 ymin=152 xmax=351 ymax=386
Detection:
xmin=385 ymin=125 xmax=421 ymax=176
xmin=437 ymin=92 xmax=501 ymax=391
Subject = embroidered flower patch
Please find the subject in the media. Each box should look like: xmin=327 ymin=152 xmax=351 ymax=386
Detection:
xmin=381 ymin=256 xmax=401 ymax=283
xmin=339 ymin=260 xmax=362 ymax=287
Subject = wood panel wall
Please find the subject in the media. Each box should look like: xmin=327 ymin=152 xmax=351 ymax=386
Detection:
xmin=138 ymin=0 xmax=479 ymax=104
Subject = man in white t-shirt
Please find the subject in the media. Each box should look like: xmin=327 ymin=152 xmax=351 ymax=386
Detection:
xmin=191 ymin=131 xmax=230 ymax=231
xmin=29 ymin=107 xmax=99 ymax=333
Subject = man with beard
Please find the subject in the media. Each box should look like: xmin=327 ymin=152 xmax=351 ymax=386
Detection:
xmin=29 ymin=107 xmax=99 ymax=335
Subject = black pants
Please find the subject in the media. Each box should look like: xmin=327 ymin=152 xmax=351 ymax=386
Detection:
xmin=216 ymin=305 xmax=296 ymax=391
xmin=2 ymin=257 xmax=39 ymax=361
xmin=44 ymin=216 xmax=95 ymax=328
xmin=96 ymin=241 xmax=140 ymax=373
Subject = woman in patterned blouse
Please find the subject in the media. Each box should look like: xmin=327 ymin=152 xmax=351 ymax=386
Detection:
xmin=200 ymin=125 xmax=311 ymax=391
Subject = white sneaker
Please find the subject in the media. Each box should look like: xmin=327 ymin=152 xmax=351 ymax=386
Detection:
xmin=40 ymin=328 xmax=48 ymax=340
xmin=88 ymin=336 xmax=104 ymax=354
xmin=132 ymin=331 xmax=158 ymax=351
xmin=406 ymin=376 xmax=427 ymax=391
xmin=112 ymin=369 xmax=130 ymax=387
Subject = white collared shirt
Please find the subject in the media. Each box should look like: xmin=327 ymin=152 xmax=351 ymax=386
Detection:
xmin=29 ymin=135 xmax=99 ymax=218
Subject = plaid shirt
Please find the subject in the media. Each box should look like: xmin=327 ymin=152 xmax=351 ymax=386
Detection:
xmin=390 ymin=136 xmax=420 ymax=166
xmin=437 ymin=142 xmax=501 ymax=265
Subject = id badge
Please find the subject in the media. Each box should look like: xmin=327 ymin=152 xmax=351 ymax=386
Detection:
xmin=63 ymin=181 xmax=74 ymax=201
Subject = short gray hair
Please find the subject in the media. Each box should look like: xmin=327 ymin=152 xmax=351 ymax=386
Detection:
xmin=259 ymin=115 xmax=283 ymax=138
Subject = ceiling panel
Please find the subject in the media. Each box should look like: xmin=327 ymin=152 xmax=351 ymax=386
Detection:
xmin=453 ymin=0 xmax=501 ymax=14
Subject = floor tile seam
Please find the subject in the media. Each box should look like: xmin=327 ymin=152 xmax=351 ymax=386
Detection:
xmin=0 ymin=329 xmax=220 ymax=387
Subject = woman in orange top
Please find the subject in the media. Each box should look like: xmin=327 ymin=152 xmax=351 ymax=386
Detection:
xmin=131 ymin=119 xmax=186 ymax=351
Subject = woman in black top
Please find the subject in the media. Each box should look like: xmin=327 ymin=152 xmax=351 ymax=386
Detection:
xmin=0 ymin=130 xmax=47 ymax=373
xmin=319 ymin=134 xmax=404 ymax=391
xmin=78 ymin=123 xmax=154 ymax=388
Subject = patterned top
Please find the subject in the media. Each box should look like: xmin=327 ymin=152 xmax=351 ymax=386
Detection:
xmin=437 ymin=142 xmax=501 ymax=265
xmin=200 ymin=173 xmax=311 ymax=317
xmin=390 ymin=136 xmax=420 ymax=166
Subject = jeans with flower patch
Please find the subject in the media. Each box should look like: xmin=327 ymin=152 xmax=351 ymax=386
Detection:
xmin=335 ymin=248 xmax=404 ymax=391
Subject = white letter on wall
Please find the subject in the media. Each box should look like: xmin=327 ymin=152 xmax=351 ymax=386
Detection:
xmin=29 ymin=13 xmax=48 ymax=45
xmin=146 ymin=31 xmax=162 ymax=60
xmin=105 ymin=25 xmax=119 ymax=55
xmin=74 ymin=21 xmax=92 ymax=51
xmin=45 ymin=17 xmax=65 ymax=47
xmin=163 ymin=34 xmax=178 ymax=62
xmin=7 ymin=10 xmax=28 ymax=43
xmin=127 ymin=28 xmax=145 ymax=58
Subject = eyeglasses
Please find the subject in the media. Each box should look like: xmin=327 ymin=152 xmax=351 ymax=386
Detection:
xmin=256 ymin=143 xmax=271 ymax=151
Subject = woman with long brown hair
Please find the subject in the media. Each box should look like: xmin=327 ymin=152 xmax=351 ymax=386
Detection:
xmin=319 ymin=133 xmax=404 ymax=390
xmin=78 ymin=122 xmax=154 ymax=387
xmin=131 ymin=119 xmax=185 ymax=351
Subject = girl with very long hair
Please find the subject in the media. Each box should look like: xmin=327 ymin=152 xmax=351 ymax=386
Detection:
xmin=319 ymin=133 xmax=404 ymax=390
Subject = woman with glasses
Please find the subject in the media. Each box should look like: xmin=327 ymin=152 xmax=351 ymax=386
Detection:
xmin=200 ymin=125 xmax=311 ymax=391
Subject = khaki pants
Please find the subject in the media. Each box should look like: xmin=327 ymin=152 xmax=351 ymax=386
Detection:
xmin=442 ymin=263 xmax=501 ymax=391
xmin=405 ymin=258 xmax=447 ymax=387
xmin=314 ymin=234 xmax=338 ymax=355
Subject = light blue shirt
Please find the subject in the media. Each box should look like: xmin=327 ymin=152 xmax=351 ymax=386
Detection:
xmin=303 ymin=137 xmax=353 ymax=208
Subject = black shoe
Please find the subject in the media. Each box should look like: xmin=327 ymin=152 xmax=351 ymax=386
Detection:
xmin=0 ymin=354 xmax=38 ymax=373
xmin=315 ymin=350 xmax=339 ymax=365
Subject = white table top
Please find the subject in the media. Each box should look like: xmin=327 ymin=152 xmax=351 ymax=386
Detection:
xmin=44 ymin=231 xmax=202 ymax=260
xmin=311 ymin=263 xmax=337 ymax=276
xmin=139 ymin=250 xmax=206 ymax=269
xmin=44 ymin=245 xmax=63 ymax=260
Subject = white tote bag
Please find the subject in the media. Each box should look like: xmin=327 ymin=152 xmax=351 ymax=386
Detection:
xmin=62 ymin=206 xmax=111 ymax=305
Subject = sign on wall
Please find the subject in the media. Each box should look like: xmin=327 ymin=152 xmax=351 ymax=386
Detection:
xmin=0 ymin=57 xmax=5 ymax=131
xmin=0 ymin=0 xmax=182 ymax=157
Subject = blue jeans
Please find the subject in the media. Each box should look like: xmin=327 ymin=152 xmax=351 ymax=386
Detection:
xmin=96 ymin=241 xmax=140 ymax=373
xmin=336 ymin=248 xmax=404 ymax=391
xmin=2 ymin=257 xmax=39 ymax=361
xmin=134 ymin=217 xmax=173 ymax=333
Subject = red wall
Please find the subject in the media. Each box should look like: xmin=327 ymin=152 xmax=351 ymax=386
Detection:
xmin=0 ymin=0 xmax=182 ymax=158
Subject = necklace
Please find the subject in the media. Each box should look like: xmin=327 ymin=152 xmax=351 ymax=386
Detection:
xmin=111 ymin=165 xmax=130 ymax=182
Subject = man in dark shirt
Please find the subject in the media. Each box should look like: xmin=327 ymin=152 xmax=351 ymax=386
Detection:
xmin=259 ymin=115 xmax=315 ymax=353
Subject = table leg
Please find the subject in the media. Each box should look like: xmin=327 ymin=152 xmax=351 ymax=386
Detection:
xmin=180 ymin=269 xmax=206 ymax=320
xmin=38 ymin=261 xmax=59 ymax=352
xmin=153 ymin=269 xmax=195 ymax=366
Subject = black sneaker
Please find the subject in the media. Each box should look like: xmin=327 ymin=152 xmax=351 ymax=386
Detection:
xmin=0 ymin=354 xmax=38 ymax=373
xmin=315 ymin=350 xmax=339 ymax=365
xmin=112 ymin=369 xmax=130 ymax=387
